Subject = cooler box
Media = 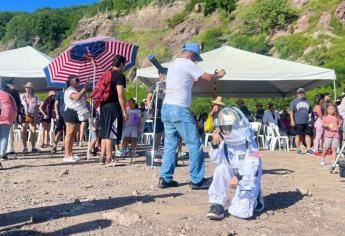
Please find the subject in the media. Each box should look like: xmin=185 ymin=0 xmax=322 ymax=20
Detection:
xmin=145 ymin=150 xmax=177 ymax=167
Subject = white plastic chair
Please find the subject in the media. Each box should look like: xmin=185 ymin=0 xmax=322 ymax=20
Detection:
xmin=269 ymin=123 xmax=290 ymax=151
xmin=138 ymin=120 xmax=154 ymax=145
xmin=204 ymin=132 xmax=213 ymax=147
xmin=250 ymin=122 xmax=265 ymax=148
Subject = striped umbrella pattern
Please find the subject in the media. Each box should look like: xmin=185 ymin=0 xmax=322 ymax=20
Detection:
xmin=44 ymin=36 xmax=139 ymax=88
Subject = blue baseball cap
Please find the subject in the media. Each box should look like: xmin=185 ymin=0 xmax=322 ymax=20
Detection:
xmin=182 ymin=43 xmax=203 ymax=62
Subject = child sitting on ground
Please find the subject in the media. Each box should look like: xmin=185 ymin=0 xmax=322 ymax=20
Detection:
xmin=121 ymin=98 xmax=141 ymax=156
xmin=320 ymin=103 xmax=342 ymax=166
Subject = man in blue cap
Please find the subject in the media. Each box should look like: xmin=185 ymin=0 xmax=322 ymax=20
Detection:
xmin=159 ymin=42 xmax=226 ymax=189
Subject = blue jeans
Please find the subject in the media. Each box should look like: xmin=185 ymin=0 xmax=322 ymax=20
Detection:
xmin=160 ymin=104 xmax=205 ymax=184
xmin=0 ymin=124 xmax=11 ymax=157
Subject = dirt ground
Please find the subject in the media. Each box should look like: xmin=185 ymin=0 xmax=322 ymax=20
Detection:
xmin=1 ymin=143 xmax=345 ymax=236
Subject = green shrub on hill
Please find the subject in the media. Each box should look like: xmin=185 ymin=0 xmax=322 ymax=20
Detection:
xmin=274 ymin=34 xmax=311 ymax=60
xmin=228 ymin=33 xmax=271 ymax=54
xmin=0 ymin=12 xmax=21 ymax=40
xmin=194 ymin=27 xmax=226 ymax=52
xmin=242 ymin=0 xmax=297 ymax=35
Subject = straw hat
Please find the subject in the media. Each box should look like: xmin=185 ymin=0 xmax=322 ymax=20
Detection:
xmin=48 ymin=90 xmax=56 ymax=97
xmin=23 ymin=82 xmax=35 ymax=90
xmin=212 ymin=96 xmax=225 ymax=106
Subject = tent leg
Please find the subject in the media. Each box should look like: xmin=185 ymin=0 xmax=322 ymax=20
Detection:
xmin=333 ymin=80 xmax=337 ymax=101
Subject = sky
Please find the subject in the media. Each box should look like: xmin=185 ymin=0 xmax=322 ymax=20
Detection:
xmin=0 ymin=0 xmax=100 ymax=13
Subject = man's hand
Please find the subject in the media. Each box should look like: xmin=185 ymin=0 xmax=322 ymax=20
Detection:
xmin=56 ymin=114 xmax=60 ymax=120
xmin=123 ymin=110 xmax=128 ymax=121
xmin=212 ymin=128 xmax=222 ymax=144
xmin=229 ymin=176 xmax=239 ymax=189
xmin=217 ymin=69 xmax=226 ymax=78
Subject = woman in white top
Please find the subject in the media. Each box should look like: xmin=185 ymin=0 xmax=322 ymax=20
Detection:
xmin=63 ymin=75 xmax=90 ymax=162
xmin=20 ymin=82 xmax=40 ymax=153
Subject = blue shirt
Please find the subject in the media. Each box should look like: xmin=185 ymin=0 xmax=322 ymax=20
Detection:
xmin=290 ymin=98 xmax=311 ymax=125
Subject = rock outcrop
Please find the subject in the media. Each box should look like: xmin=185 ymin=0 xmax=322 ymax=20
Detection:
xmin=292 ymin=0 xmax=310 ymax=8
xmin=294 ymin=11 xmax=313 ymax=33
xmin=74 ymin=13 xmax=114 ymax=40
xmin=335 ymin=1 xmax=345 ymax=26
xmin=318 ymin=11 xmax=332 ymax=30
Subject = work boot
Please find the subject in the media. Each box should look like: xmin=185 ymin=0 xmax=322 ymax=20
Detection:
xmin=207 ymin=204 xmax=225 ymax=220
xmin=190 ymin=177 xmax=213 ymax=190
xmin=158 ymin=177 xmax=178 ymax=189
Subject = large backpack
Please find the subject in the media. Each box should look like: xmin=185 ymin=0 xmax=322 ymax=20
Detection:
xmin=92 ymin=70 xmax=113 ymax=108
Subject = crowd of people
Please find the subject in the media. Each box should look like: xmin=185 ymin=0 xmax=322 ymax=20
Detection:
xmin=0 ymin=42 xmax=343 ymax=221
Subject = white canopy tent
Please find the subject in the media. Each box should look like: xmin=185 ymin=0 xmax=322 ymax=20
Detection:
xmin=0 ymin=46 xmax=53 ymax=92
xmin=137 ymin=46 xmax=336 ymax=98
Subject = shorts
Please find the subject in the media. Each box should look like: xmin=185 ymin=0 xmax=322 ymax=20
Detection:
xmin=64 ymin=109 xmax=81 ymax=124
xmin=55 ymin=117 xmax=65 ymax=133
xmin=323 ymin=137 xmax=339 ymax=149
xmin=295 ymin=124 xmax=313 ymax=136
xmin=100 ymin=103 xmax=123 ymax=140
xmin=122 ymin=126 xmax=138 ymax=138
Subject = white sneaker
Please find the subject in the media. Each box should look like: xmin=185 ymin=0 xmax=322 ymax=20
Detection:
xmin=320 ymin=159 xmax=326 ymax=166
xmin=63 ymin=156 xmax=79 ymax=163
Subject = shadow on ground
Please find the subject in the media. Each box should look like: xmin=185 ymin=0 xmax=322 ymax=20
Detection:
xmin=0 ymin=193 xmax=183 ymax=232
xmin=262 ymin=190 xmax=303 ymax=212
xmin=2 ymin=219 xmax=112 ymax=236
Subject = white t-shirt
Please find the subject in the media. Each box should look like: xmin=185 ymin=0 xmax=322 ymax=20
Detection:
xmin=64 ymin=87 xmax=86 ymax=111
xmin=163 ymin=58 xmax=204 ymax=107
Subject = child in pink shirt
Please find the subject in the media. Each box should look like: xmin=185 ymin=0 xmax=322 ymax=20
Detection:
xmin=321 ymin=103 xmax=342 ymax=166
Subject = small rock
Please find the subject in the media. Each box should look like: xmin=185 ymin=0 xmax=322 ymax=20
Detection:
xmin=60 ymin=169 xmax=69 ymax=177
xmin=85 ymin=184 xmax=93 ymax=189
xmin=132 ymin=190 xmax=139 ymax=196
xmin=296 ymin=187 xmax=312 ymax=197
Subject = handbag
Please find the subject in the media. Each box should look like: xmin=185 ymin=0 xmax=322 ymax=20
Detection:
xmin=204 ymin=113 xmax=214 ymax=132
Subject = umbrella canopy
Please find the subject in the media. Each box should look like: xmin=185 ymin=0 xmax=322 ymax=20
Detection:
xmin=137 ymin=46 xmax=336 ymax=98
xmin=44 ymin=36 xmax=139 ymax=88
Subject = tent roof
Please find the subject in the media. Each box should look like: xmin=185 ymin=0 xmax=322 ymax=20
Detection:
xmin=137 ymin=46 xmax=336 ymax=98
xmin=0 ymin=46 xmax=53 ymax=91
xmin=0 ymin=46 xmax=52 ymax=78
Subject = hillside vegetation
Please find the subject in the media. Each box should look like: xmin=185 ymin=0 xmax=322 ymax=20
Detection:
xmin=0 ymin=0 xmax=345 ymax=113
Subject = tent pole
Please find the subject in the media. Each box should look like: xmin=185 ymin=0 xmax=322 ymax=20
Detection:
xmin=333 ymin=80 xmax=337 ymax=101
xmin=135 ymin=77 xmax=138 ymax=101
xmin=87 ymin=59 xmax=96 ymax=160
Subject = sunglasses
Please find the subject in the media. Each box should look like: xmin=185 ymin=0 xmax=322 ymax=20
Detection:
xmin=74 ymin=78 xmax=80 ymax=83
xmin=220 ymin=125 xmax=232 ymax=134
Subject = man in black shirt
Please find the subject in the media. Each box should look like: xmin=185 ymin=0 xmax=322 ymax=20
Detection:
xmin=99 ymin=55 xmax=128 ymax=165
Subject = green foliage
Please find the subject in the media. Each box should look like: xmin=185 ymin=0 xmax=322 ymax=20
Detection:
xmin=167 ymin=11 xmax=189 ymax=28
xmin=3 ymin=7 xmax=89 ymax=52
xmin=242 ymin=0 xmax=297 ymax=35
xmin=274 ymin=34 xmax=311 ymax=60
xmin=194 ymin=27 xmax=225 ymax=52
xmin=228 ymin=33 xmax=271 ymax=54
xmin=204 ymin=0 xmax=237 ymax=15
xmin=98 ymin=0 xmax=152 ymax=16
xmin=115 ymin=25 xmax=171 ymax=61
xmin=126 ymin=83 xmax=148 ymax=102
xmin=0 ymin=12 xmax=21 ymax=40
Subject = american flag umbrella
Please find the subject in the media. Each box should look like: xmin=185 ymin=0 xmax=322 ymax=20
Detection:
xmin=43 ymin=36 xmax=139 ymax=88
